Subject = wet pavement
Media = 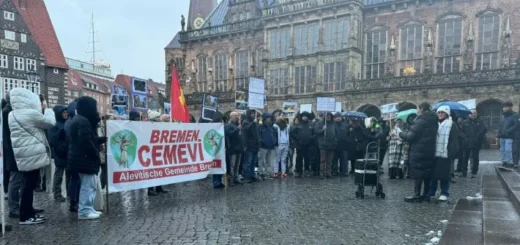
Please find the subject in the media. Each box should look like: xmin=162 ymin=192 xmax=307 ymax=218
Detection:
xmin=0 ymin=150 xmax=500 ymax=245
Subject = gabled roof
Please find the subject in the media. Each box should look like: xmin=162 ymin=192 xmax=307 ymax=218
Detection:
xmin=3 ymin=0 xmax=69 ymax=69
xmin=201 ymin=0 xmax=276 ymax=28
xmin=69 ymin=69 xmax=112 ymax=94
xmin=165 ymin=32 xmax=181 ymax=49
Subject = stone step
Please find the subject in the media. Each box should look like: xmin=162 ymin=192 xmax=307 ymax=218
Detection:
xmin=438 ymin=198 xmax=483 ymax=245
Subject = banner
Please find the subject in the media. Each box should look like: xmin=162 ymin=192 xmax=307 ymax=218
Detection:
xmin=202 ymin=94 xmax=219 ymax=121
xmin=283 ymin=102 xmax=297 ymax=118
xmin=381 ymin=103 xmax=399 ymax=120
xmin=248 ymin=77 xmax=265 ymax=109
xmin=107 ymin=121 xmax=226 ymax=193
xmin=111 ymin=85 xmax=129 ymax=118
xmin=316 ymin=97 xmax=336 ymax=112
xmin=458 ymin=99 xmax=476 ymax=110
xmin=300 ymin=104 xmax=312 ymax=113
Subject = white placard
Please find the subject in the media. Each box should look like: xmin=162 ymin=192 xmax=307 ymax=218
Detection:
xmin=335 ymin=102 xmax=342 ymax=112
xmin=300 ymin=104 xmax=312 ymax=113
xmin=458 ymin=99 xmax=476 ymax=110
xmin=316 ymin=97 xmax=336 ymax=112
xmin=248 ymin=92 xmax=264 ymax=109
xmin=248 ymin=77 xmax=265 ymax=94
xmin=381 ymin=103 xmax=399 ymax=120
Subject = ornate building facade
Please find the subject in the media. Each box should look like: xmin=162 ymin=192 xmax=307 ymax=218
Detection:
xmin=166 ymin=0 xmax=520 ymax=145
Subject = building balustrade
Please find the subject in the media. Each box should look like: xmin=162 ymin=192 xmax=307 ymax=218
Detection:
xmin=179 ymin=19 xmax=263 ymax=41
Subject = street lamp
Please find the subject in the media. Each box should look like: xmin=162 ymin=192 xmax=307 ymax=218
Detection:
xmin=26 ymin=68 xmax=38 ymax=93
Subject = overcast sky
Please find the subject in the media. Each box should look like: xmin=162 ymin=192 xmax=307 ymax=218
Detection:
xmin=45 ymin=0 xmax=190 ymax=83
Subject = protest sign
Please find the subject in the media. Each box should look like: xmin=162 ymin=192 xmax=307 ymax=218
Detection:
xmin=111 ymin=85 xmax=129 ymax=118
xmin=381 ymin=103 xmax=399 ymax=120
xmin=316 ymin=97 xmax=336 ymax=112
xmin=300 ymin=104 xmax=312 ymax=113
xmin=202 ymin=94 xmax=219 ymax=121
xmin=283 ymin=102 xmax=298 ymax=118
xmin=248 ymin=77 xmax=265 ymax=94
xmin=248 ymin=92 xmax=264 ymax=109
xmin=458 ymin=99 xmax=476 ymax=110
xmin=163 ymin=103 xmax=171 ymax=115
xmin=235 ymin=91 xmax=248 ymax=111
xmin=335 ymin=102 xmax=342 ymax=112
xmin=106 ymin=121 xmax=226 ymax=193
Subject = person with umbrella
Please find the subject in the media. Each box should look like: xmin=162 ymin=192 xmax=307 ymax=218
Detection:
xmin=399 ymin=102 xmax=439 ymax=203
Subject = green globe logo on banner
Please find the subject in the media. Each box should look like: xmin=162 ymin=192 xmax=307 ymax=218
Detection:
xmin=203 ymin=129 xmax=223 ymax=157
xmin=110 ymin=130 xmax=138 ymax=168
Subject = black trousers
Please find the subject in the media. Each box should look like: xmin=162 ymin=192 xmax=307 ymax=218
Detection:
xmin=349 ymin=150 xmax=363 ymax=173
xmin=3 ymin=169 xmax=9 ymax=193
xmin=413 ymin=178 xmax=431 ymax=197
xmin=20 ymin=169 xmax=39 ymax=221
xmin=310 ymin=146 xmax=320 ymax=173
xmin=379 ymin=147 xmax=387 ymax=167
xmin=461 ymin=147 xmax=481 ymax=174
xmin=295 ymin=146 xmax=311 ymax=174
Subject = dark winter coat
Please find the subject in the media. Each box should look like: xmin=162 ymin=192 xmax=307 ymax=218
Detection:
xmin=2 ymin=102 xmax=16 ymax=172
xmin=67 ymin=97 xmax=102 ymax=175
xmin=399 ymin=110 xmax=439 ymax=179
xmin=315 ymin=113 xmax=337 ymax=150
xmin=291 ymin=119 xmax=314 ymax=149
xmin=48 ymin=105 xmax=68 ymax=167
xmin=242 ymin=109 xmax=260 ymax=152
xmin=432 ymin=120 xmax=460 ymax=180
xmin=348 ymin=123 xmax=368 ymax=152
xmin=460 ymin=117 xmax=487 ymax=149
xmin=258 ymin=123 xmax=277 ymax=149
xmin=379 ymin=122 xmax=390 ymax=149
xmin=225 ymin=121 xmax=243 ymax=154
xmin=335 ymin=120 xmax=350 ymax=150
xmin=499 ymin=112 xmax=519 ymax=139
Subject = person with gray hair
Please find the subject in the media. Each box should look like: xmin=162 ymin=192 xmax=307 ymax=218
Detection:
xmin=226 ymin=111 xmax=243 ymax=186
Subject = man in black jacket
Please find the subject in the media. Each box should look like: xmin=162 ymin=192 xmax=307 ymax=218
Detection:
xmin=48 ymin=105 xmax=69 ymax=202
xmin=316 ymin=112 xmax=337 ymax=179
xmin=460 ymin=109 xmax=487 ymax=177
xmin=291 ymin=111 xmax=314 ymax=178
xmin=332 ymin=112 xmax=349 ymax=176
xmin=68 ymin=96 xmax=106 ymax=220
xmin=400 ymin=102 xmax=438 ymax=203
xmin=226 ymin=112 xmax=243 ymax=185
xmin=378 ymin=118 xmax=390 ymax=171
xmin=242 ymin=109 xmax=260 ymax=183
xmin=499 ymin=101 xmax=519 ymax=167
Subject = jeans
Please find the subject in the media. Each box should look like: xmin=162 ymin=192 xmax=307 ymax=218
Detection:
xmin=500 ymin=138 xmax=513 ymax=164
xmin=429 ymin=180 xmax=450 ymax=197
xmin=53 ymin=166 xmax=65 ymax=198
xmin=332 ymin=149 xmax=348 ymax=174
xmin=274 ymin=145 xmax=289 ymax=174
xmin=78 ymin=173 xmax=97 ymax=217
xmin=258 ymin=148 xmax=275 ymax=176
xmin=8 ymin=171 xmax=24 ymax=214
xmin=19 ymin=170 xmax=39 ymax=221
xmin=461 ymin=148 xmax=481 ymax=174
xmin=229 ymin=153 xmax=241 ymax=181
xmin=319 ymin=150 xmax=335 ymax=177
xmin=242 ymin=150 xmax=258 ymax=179
xmin=513 ymin=139 xmax=520 ymax=165
xmin=68 ymin=170 xmax=81 ymax=203
xmin=295 ymin=146 xmax=311 ymax=174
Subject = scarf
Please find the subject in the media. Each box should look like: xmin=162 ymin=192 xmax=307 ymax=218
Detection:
xmin=435 ymin=118 xmax=452 ymax=158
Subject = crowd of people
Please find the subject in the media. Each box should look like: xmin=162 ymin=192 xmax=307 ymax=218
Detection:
xmin=1 ymin=85 xmax=519 ymax=229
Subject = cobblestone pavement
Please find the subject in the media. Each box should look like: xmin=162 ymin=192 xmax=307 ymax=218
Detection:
xmin=0 ymin=150 xmax=499 ymax=245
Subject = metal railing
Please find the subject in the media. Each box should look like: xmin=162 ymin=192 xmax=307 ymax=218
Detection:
xmin=179 ymin=19 xmax=263 ymax=41
xmin=262 ymin=0 xmax=359 ymax=17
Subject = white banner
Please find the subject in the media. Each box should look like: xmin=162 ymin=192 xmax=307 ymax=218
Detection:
xmin=107 ymin=121 xmax=226 ymax=193
xmin=248 ymin=77 xmax=265 ymax=94
xmin=248 ymin=92 xmax=264 ymax=109
xmin=458 ymin=99 xmax=476 ymax=110
xmin=316 ymin=97 xmax=336 ymax=112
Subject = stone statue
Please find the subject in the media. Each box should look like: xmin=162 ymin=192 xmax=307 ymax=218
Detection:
xmin=181 ymin=15 xmax=186 ymax=32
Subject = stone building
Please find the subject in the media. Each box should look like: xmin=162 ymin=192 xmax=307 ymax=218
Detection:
xmin=166 ymin=0 xmax=520 ymax=146
xmin=0 ymin=0 xmax=68 ymax=106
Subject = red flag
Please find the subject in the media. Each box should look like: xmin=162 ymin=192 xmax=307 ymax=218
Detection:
xmin=170 ymin=64 xmax=190 ymax=122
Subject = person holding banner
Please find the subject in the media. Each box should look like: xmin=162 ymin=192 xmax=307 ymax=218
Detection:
xmin=332 ymin=112 xmax=349 ymax=176
xmin=145 ymin=110 xmax=170 ymax=194
xmin=316 ymin=112 xmax=337 ymax=179
xmin=9 ymin=88 xmax=56 ymax=224
xmin=226 ymin=112 xmax=243 ymax=185
xmin=68 ymin=96 xmax=106 ymax=220
xmin=242 ymin=109 xmax=260 ymax=183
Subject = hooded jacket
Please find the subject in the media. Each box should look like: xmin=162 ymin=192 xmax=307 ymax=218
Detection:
xmin=2 ymin=97 xmax=17 ymax=172
xmin=8 ymin=88 xmax=55 ymax=171
xmin=258 ymin=113 xmax=277 ymax=149
xmin=274 ymin=118 xmax=290 ymax=146
xmin=291 ymin=112 xmax=314 ymax=149
xmin=67 ymin=96 xmax=101 ymax=175
xmin=334 ymin=117 xmax=350 ymax=150
xmin=460 ymin=116 xmax=487 ymax=148
xmin=242 ymin=109 xmax=260 ymax=152
xmin=47 ymin=105 xmax=68 ymax=167
xmin=399 ymin=110 xmax=439 ymax=179
xmin=315 ymin=112 xmax=337 ymax=150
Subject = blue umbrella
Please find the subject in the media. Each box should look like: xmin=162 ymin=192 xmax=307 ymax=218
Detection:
xmin=433 ymin=101 xmax=472 ymax=117
xmin=342 ymin=111 xmax=368 ymax=120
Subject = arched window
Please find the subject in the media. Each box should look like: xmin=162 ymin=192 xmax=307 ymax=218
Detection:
xmin=214 ymin=53 xmax=228 ymax=91
xmin=235 ymin=50 xmax=249 ymax=91
xmin=436 ymin=14 xmax=464 ymax=73
xmin=476 ymin=10 xmax=501 ymax=70
xmin=365 ymin=26 xmax=387 ymax=79
xmin=399 ymin=20 xmax=424 ymax=75
xmin=197 ymin=55 xmax=208 ymax=92
xmin=358 ymin=104 xmax=381 ymax=119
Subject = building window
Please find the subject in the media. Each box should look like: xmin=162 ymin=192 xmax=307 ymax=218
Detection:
xmin=323 ymin=62 xmax=347 ymax=92
xmin=295 ymin=65 xmax=317 ymax=94
xmin=4 ymin=30 xmax=15 ymax=41
xmin=214 ymin=53 xmax=228 ymax=91
xmin=21 ymin=33 xmax=27 ymax=43
xmin=197 ymin=56 xmax=207 ymax=92
xmin=26 ymin=58 xmax=36 ymax=71
xmin=269 ymin=68 xmax=289 ymax=95
xmin=3 ymin=11 xmax=14 ymax=21
xmin=0 ymin=54 xmax=7 ymax=68
xmin=399 ymin=25 xmax=423 ymax=75
xmin=269 ymin=27 xmax=290 ymax=59
xmin=365 ymin=30 xmax=387 ymax=79
xmin=3 ymin=78 xmax=39 ymax=96
xmin=256 ymin=48 xmax=264 ymax=77
xmin=294 ymin=22 xmax=319 ymax=56
xmin=324 ymin=17 xmax=349 ymax=51
xmin=235 ymin=51 xmax=249 ymax=91
xmin=476 ymin=15 xmax=500 ymax=71
xmin=13 ymin=57 xmax=24 ymax=71
xmin=437 ymin=19 xmax=462 ymax=73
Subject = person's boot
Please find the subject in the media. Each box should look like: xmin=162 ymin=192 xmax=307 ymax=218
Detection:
xmin=156 ymin=186 xmax=168 ymax=194
xmin=405 ymin=181 xmax=423 ymax=203
xmin=148 ymin=189 xmax=159 ymax=196
xmin=69 ymin=201 xmax=78 ymax=212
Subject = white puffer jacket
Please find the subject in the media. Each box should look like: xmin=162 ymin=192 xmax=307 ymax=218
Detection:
xmin=8 ymin=88 xmax=56 ymax=171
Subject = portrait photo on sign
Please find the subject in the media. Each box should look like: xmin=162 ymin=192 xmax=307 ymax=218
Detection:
xmin=132 ymin=78 xmax=147 ymax=94
xmin=203 ymin=94 xmax=218 ymax=109
xmin=113 ymin=85 xmax=128 ymax=96
xmin=111 ymin=95 xmax=128 ymax=107
xmin=111 ymin=105 xmax=129 ymax=116
xmin=202 ymin=108 xmax=216 ymax=121
xmin=164 ymin=103 xmax=171 ymax=115
xmin=235 ymin=91 xmax=247 ymax=102
xmin=132 ymin=94 xmax=148 ymax=109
